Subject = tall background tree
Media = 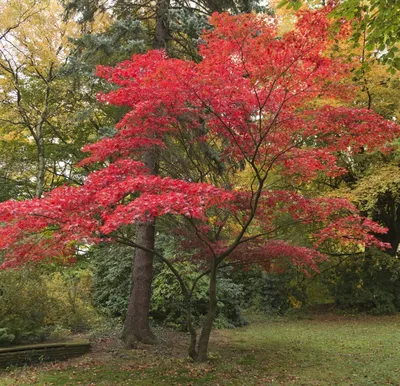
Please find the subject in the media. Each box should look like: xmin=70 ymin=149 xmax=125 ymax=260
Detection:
xmin=62 ymin=0 xmax=270 ymax=346
xmin=0 ymin=0 xmax=110 ymax=200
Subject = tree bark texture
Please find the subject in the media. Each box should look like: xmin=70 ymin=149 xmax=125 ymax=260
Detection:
xmin=122 ymin=0 xmax=169 ymax=345
xmin=35 ymin=133 xmax=45 ymax=198
xmin=122 ymin=220 xmax=157 ymax=346
xmin=195 ymin=262 xmax=218 ymax=362
xmin=122 ymin=148 xmax=161 ymax=345
xmin=186 ymin=294 xmax=198 ymax=360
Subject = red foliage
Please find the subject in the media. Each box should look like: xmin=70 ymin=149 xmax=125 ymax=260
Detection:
xmin=0 ymin=9 xmax=398 ymax=269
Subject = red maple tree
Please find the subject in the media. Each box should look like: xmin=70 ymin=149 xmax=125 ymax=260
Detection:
xmin=0 ymin=9 xmax=399 ymax=360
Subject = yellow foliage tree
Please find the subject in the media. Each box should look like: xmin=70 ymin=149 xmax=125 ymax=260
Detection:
xmin=0 ymin=0 xmax=87 ymax=198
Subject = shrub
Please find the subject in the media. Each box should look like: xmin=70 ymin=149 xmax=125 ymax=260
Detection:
xmin=91 ymin=243 xmax=246 ymax=328
xmin=214 ymin=276 xmax=247 ymax=328
xmin=327 ymin=249 xmax=400 ymax=314
xmin=46 ymin=268 xmax=100 ymax=332
xmin=151 ymin=263 xmax=247 ymax=329
xmin=92 ymin=244 xmax=133 ymax=319
xmin=0 ymin=268 xmax=50 ymax=344
xmin=0 ymin=328 xmax=15 ymax=346
xmin=232 ymin=266 xmax=303 ymax=315
xmin=0 ymin=264 xmax=100 ymax=345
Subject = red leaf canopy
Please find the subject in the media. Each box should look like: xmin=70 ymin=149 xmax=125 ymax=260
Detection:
xmin=0 ymin=9 xmax=398 ymax=269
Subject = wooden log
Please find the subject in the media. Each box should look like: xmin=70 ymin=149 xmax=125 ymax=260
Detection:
xmin=0 ymin=339 xmax=90 ymax=367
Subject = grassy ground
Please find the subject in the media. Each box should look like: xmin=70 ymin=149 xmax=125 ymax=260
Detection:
xmin=2 ymin=312 xmax=400 ymax=385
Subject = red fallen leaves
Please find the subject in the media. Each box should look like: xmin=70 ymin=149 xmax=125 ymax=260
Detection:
xmin=0 ymin=9 xmax=399 ymax=269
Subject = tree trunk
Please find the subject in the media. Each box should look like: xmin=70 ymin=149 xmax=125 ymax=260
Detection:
xmin=34 ymin=84 xmax=50 ymax=198
xmin=154 ymin=0 xmax=170 ymax=50
xmin=185 ymin=293 xmax=198 ymax=360
xmin=121 ymin=0 xmax=169 ymax=346
xmin=195 ymin=261 xmax=218 ymax=362
xmin=35 ymin=133 xmax=45 ymax=198
xmin=122 ymin=221 xmax=157 ymax=346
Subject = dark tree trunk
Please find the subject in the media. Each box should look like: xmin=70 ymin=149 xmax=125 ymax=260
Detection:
xmin=186 ymin=294 xmax=198 ymax=360
xmin=35 ymin=134 xmax=45 ymax=198
xmin=122 ymin=149 xmax=160 ymax=346
xmin=195 ymin=261 xmax=218 ymax=362
xmin=122 ymin=0 xmax=169 ymax=346
xmin=154 ymin=0 xmax=170 ymax=50
xmin=122 ymin=221 xmax=157 ymax=346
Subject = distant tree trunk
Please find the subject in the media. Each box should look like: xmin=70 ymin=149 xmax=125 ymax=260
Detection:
xmin=35 ymin=132 xmax=45 ymax=198
xmin=154 ymin=0 xmax=170 ymax=51
xmin=195 ymin=261 xmax=218 ymax=362
xmin=16 ymin=72 xmax=51 ymax=199
xmin=381 ymin=203 xmax=400 ymax=256
xmin=185 ymin=291 xmax=198 ymax=360
xmin=122 ymin=0 xmax=169 ymax=346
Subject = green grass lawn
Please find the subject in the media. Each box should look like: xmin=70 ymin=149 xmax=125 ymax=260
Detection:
xmin=2 ymin=313 xmax=400 ymax=385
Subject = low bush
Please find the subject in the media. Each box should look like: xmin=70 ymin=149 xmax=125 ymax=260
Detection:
xmin=327 ymin=249 xmax=400 ymax=314
xmin=232 ymin=266 xmax=304 ymax=315
xmin=151 ymin=264 xmax=247 ymax=330
xmin=0 ymin=268 xmax=50 ymax=345
xmin=0 ymin=264 xmax=100 ymax=345
xmin=91 ymin=244 xmax=247 ymax=329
